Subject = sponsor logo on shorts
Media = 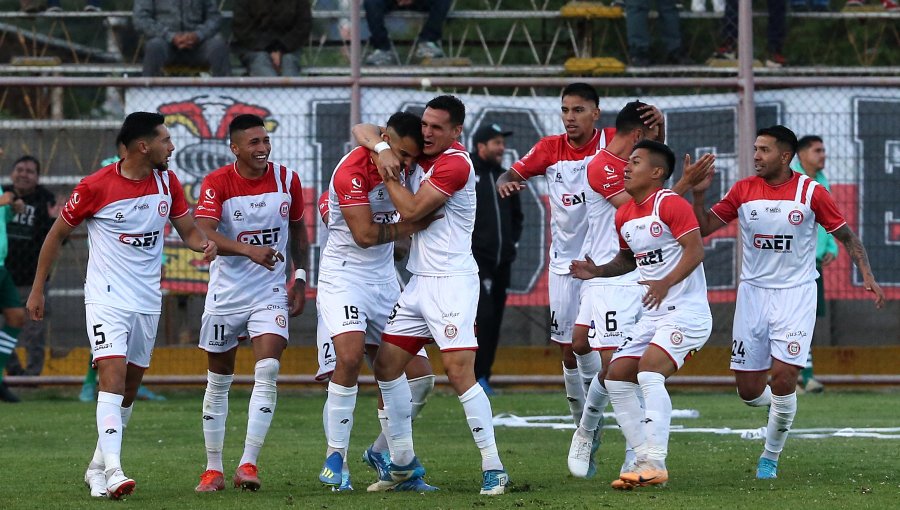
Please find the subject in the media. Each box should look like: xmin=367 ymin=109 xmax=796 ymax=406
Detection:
xmin=670 ymin=331 xmax=684 ymax=345
xmin=787 ymin=341 xmax=801 ymax=356
xmin=788 ymin=210 xmax=804 ymax=225
xmin=444 ymin=324 xmax=458 ymax=339
xmin=650 ymin=221 xmax=663 ymax=238
xmin=280 ymin=201 xmax=289 ymax=218
xmin=275 ymin=315 xmax=287 ymax=328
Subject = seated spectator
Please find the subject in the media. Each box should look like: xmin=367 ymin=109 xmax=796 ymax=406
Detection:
xmin=232 ymin=0 xmax=311 ymax=77
xmin=363 ymin=0 xmax=451 ymax=66
xmin=133 ymin=0 xmax=231 ymax=77
xmin=624 ymin=0 xmax=689 ymax=66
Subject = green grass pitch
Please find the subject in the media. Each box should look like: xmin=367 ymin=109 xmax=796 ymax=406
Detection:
xmin=1 ymin=388 xmax=897 ymax=509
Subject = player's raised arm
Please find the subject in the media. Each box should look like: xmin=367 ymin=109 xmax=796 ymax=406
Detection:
xmin=351 ymin=123 xmax=403 ymax=181
xmin=640 ymin=229 xmax=704 ymax=310
xmin=288 ymin=217 xmax=309 ymax=316
xmin=638 ymin=103 xmax=666 ymax=143
xmin=670 ymin=153 xmax=716 ymax=197
xmin=26 ymin=216 xmax=75 ymax=321
xmin=171 ymin=214 xmax=216 ymax=261
xmin=569 ymin=250 xmax=637 ymax=281
xmin=830 ymin=225 xmax=885 ymax=308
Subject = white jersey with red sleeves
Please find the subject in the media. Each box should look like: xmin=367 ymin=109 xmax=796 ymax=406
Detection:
xmin=320 ymin=146 xmax=400 ymax=283
xmin=584 ymin=148 xmax=639 ymax=286
xmin=617 ymin=189 xmax=709 ymax=317
xmin=511 ymin=128 xmax=614 ymax=274
xmin=710 ymin=172 xmax=846 ymax=288
xmin=195 ymin=161 xmax=304 ymax=313
xmin=407 ymin=141 xmax=478 ymax=277
xmin=61 ymin=162 xmax=189 ymax=314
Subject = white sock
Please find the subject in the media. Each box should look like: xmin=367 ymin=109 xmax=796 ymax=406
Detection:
xmin=326 ymin=382 xmax=357 ymax=453
xmin=96 ymin=391 xmax=124 ymax=473
xmin=563 ymin=363 xmax=585 ymax=426
xmin=743 ymin=385 xmax=773 ymax=407
xmin=762 ymin=392 xmax=797 ymax=461
xmin=606 ymin=380 xmax=646 ymax=460
xmin=575 ymin=351 xmax=602 ymax=390
xmin=408 ymin=374 xmax=435 ymax=419
xmin=203 ymin=371 xmax=232 ymax=472
xmin=378 ymin=374 xmax=414 ymax=466
xmin=240 ymin=358 xmax=279 ymax=466
xmin=90 ymin=401 xmax=133 ymax=470
xmin=459 ymin=384 xmax=503 ymax=472
xmin=121 ymin=403 xmax=134 ymax=429
xmin=580 ymin=377 xmax=609 ymax=433
xmin=373 ymin=408 xmax=390 ymax=453
xmin=637 ymin=371 xmax=672 ymax=464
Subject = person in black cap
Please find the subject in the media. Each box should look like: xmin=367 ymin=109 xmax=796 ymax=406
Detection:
xmin=470 ymin=124 xmax=523 ymax=395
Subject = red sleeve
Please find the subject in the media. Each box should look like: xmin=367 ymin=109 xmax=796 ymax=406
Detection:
xmin=511 ymin=139 xmax=553 ymax=179
xmin=426 ymin=153 xmax=470 ymax=196
xmin=587 ymin=152 xmax=626 ymax=199
xmin=288 ymin=171 xmax=305 ymax=221
xmin=809 ymin=184 xmax=846 ymax=233
xmin=709 ymin=181 xmax=743 ymax=224
xmin=194 ymin=174 xmax=224 ymax=221
xmin=660 ymin=194 xmax=700 ymax=239
xmin=317 ymin=190 xmax=329 ymax=223
xmin=167 ymin=171 xmax=190 ymax=219
xmin=60 ymin=179 xmax=96 ymax=227
xmin=333 ymin=165 xmax=370 ymax=207
xmin=615 ymin=205 xmax=630 ymax=250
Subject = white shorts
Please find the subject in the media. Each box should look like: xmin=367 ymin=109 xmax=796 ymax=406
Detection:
xmin=549 ymin=272 xmax=583 ymax=344
xmin=576 ymin=283 xmax=644 ymax=351
xmin=731 ymin=281 xmax=816 ymax=371
xmin=198 ymin=304 xmax=290 ymax=353
xmin=383 ymin=274 xmax=478 ymax=353
xmin=611 ymin=310 xmax=712 ymax=370
xmin=85 ymin=304 xmax=159 ymax=369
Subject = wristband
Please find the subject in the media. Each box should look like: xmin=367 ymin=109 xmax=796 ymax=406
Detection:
xmin=294 ymin=269 xmax=307 ymax=282
xmin=374 ymin=141 xmax=391 ymax=154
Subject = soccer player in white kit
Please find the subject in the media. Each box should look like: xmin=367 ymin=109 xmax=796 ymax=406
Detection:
xmin=678 ymin=125 xmax=885 ymax=480
xmin=192 ymin=114 xmax=308 ymax=492
xmin=316 ymin=112 xmax=438 ymax=493
xmin=572 ymin=140 xmax=713 ymax=489
xmin=26 ymin=112 xmax=217 ymax=499
xmin=496 ymin=84 xmax=665 ymax=428
xmin=352 ymin=95 xmax=508 ymax=495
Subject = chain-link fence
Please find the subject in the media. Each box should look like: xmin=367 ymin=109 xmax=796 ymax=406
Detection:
xmin=0 ymin=78 xmax=898 ymax=379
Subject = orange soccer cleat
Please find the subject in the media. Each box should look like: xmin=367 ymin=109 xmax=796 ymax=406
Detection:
xmin=233 ymin=463 xmax=261 ymax=491
xmin=195 ymin=469 xmax=225 ymax=492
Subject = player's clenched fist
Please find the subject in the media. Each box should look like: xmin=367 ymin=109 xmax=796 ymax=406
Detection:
xmin=202 ymin=240 xmax=218 ymax=262
xmin=247 ymin=246 xmax=283 ymax=270
xmin=26 ymin=291 xmax=44 ymax=321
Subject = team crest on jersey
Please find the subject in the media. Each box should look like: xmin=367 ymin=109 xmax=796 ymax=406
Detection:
xmin=444 ymin=324 xmax=458 ymax=339
xmin=670 ymin=331 xmax=684 ymax=345
xmin=787 ymin=341 xmax=801 ymax=356
xmin=650 ymin=221 xmax=663 ymax=237
xmin=788 ymin=210 xmax=804 ymax=225
xmin=158 ymin=201 xmax=169 ymax=217
xmin=275 ymin=315 xmax=287 ymax=328
xmin=280 ymin=201 xmax=289 ymax=218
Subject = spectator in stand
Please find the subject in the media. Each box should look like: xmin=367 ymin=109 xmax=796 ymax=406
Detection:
xmin=790 ymin=0 xmax=830 ymax=11
xmin=624 ymin=0 xmax=689 ymax=66
xmin=21 ymin=0 xmax=102 ymax=12
xmin=712 ymin=0 xmax=788 ymax=68
xmin=844 ymin=1 xmax=898 ymax=11
xmin=3 ymin=156 xmax=58 ymax=378
xmin=470 ymin=124 xmax=523 ymax=396
xmin=133 ymin=0 xmax=231 ymax=77
xmin=363 ymin=0 xmax=452 ymax=66
xmin=232 ymin=0 xmax=311 ymax=77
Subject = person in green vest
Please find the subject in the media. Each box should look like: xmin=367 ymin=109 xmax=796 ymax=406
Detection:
xmin=0 ymin=190 xmax=26 ymax=402
xmin=790 ymin=135 xmax=838 ymax=393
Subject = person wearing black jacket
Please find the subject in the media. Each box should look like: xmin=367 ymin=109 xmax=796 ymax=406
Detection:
xmin=4 ymin=155 xmax=57 ymax=378
xmin=471 ymin=124 xmax=523 ymax=395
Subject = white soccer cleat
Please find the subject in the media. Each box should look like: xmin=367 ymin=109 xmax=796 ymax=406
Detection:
xmin=105 ymin=468 xmax=135 ymax=500
xmin=567 ymin=427 xmax=594 ymax=478
xmin=84 ymin=467 xmax=107 ymax=498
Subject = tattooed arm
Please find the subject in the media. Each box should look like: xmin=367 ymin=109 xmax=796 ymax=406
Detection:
xmin=831 ymin=225 xmax=885 ymax=308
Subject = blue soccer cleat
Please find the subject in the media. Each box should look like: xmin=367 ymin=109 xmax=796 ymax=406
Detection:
xmin=319 ymin=452 xmax=344 ymax=486
xmin=331 ymin=470 xmax=353 ymax=492
xmin=361 ymin=445 xmax=389 ymax=477
xmin=393 ymin=476 xmax=439 ymax=492
xmin=480 ymin=469 xmax=510 ymax=495
xmin=366 ymin=456 xmax=426 ymax=492
xmin=756 ymin=457 xmax=778 ymax=479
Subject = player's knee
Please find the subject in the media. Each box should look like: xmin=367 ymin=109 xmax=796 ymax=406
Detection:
xmin=254 ymin=358 xmax=280 ymax=385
